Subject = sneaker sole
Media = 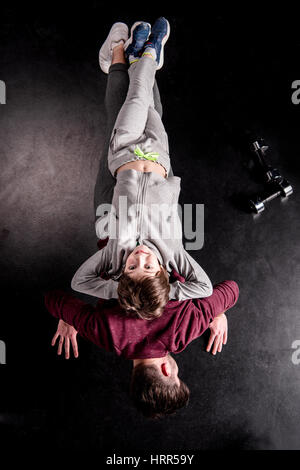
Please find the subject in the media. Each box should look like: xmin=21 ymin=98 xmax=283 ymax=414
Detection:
xmin=124 ymin=21 xmax=151 ymax=57
xmin=156 ymin=19 xmax=170 ymax=70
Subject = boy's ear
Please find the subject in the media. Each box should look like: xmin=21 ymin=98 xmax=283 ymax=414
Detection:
xmin=160 ymin=265 xmax=168 ymax=276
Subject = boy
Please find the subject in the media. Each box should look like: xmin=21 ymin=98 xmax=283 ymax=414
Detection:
xmin=71 ymin=18 xmax=213 ymax=320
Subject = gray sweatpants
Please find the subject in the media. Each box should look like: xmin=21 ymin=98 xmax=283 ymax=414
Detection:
xmin=107 ymin=56 xmax=171 ymax=178
xmin=93 ymin=60 xmax=174 ymax=222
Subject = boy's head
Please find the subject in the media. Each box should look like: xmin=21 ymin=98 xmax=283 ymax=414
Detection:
xmin=130 ymin=355 xmax=190 ymax=419
xmin=124 ymin=245 xmax=161 ymax=279
xmin=117 ymin=245 xmax=170 ymax=320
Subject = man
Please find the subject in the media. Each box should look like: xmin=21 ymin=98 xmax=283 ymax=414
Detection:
xmin=45 ymin=276 xmax=239 ymax=418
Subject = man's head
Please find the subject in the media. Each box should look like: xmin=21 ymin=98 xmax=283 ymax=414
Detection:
xmin=130 ymin=355 xmax=190 ymax=419
xmin=117 ymin=245 xmax=170 ymax=320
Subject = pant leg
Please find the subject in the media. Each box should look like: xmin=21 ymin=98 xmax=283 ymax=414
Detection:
xmin=153 ymin=80 xmax=162 ymax=118
xmin=93 ymin=63 xmax=129 ymax=221
xmin=110 ymin=57 xmax=157 ymax=145
xmin=153 ymin=80 xmax=174 ymax=177
xmin=145 ymin=106 xmax=169 ymax=158
xmin=108 ymin=56 xmax=172 ymax=177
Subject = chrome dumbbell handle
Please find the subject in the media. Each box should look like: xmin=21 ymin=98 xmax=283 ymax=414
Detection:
xmin=249 ymin=183 xmax=293 ymax=213
xmin=249 ymin=191 xmax=281 ymax=213
xmin=252 ymin=140 xmax=270 ymax=172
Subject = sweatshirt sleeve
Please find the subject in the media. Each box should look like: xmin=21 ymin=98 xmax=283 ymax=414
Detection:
xmin=169 ymin=248 xmax=213 ymax=300
xmin=71 ymin=247 xmax=119 ymax=299
xmin=173 ymin=280 xmax=239 ymax=352
xmin=191 ymin=280 xmax=239 ymax=335
xmin=193 ymin=280 xmax=239 ymax=321
xmin=44 ymin=289 xmax=112 ymax=351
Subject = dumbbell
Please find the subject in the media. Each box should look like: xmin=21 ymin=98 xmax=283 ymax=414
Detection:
xmin=248 ymin=139 xmax=293 ymax=213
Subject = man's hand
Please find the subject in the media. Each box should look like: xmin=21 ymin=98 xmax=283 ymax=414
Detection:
xmin=206 ymin=312 xmax=228 ymax=355
xmin=51 ymin=319 xmax=79 ymax=359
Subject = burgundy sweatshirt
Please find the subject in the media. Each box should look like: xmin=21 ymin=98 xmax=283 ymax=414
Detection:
xmin=45 ymin=280 xmax=239 ymax=360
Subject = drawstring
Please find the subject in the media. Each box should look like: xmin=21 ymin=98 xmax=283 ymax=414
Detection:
xmin=134 ymin=145 xmax=159 ymax=162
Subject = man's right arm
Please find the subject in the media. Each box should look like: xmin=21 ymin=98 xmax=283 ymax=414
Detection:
xmin=172 ymin=280 xmax=239 ymax=353
xmin=192 ymin=280 xmax=239 ymax=336
xmin=206 ymin=312 xmax=228 ymax=355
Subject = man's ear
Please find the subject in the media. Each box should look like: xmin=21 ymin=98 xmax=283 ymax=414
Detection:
xmin=161 ymin=362 xmax=171 ymax=377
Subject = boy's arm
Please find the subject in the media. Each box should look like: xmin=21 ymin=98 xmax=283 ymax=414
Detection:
xmin=71 ymin=246 xmax=119 ymax=299
xmin=169 ymin=249 xmax=213 ymax=300
xmin=45 ymin=289 xmax=112 ymax=350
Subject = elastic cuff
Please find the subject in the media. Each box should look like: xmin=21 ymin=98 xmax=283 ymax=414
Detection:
xmin=129 ymin=58 xmax=139 ymax=65
xmin=108 ymin=62 xmax=128 ymax=74
xmin=142 ymin=51 xmax=155 ymax=60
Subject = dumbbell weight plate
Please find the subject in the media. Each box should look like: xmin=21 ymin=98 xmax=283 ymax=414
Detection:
xmin=249 ymin=198 xmax=265 ymax=213
xmin=282 ymin=184 xmax=293 ymax=197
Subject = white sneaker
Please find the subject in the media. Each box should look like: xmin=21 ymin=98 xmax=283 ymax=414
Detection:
xmin=99 ymin=22 xmax=129 ymax=74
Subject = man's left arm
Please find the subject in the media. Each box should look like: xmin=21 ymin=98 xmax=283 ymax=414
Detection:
xmin=45 ymin=289 xmax=112 ymax=351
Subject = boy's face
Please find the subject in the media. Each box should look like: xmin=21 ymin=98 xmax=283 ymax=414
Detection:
xmin=124 ymin=245 xmax=161 ymax=279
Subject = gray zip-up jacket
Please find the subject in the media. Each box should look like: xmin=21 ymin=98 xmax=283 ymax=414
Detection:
xmin=71 ymin=169 xmax=213 ymax=300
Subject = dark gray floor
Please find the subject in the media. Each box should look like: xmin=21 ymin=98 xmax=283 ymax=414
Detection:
xmin=0 ymin=3 xmax=300 ymax=456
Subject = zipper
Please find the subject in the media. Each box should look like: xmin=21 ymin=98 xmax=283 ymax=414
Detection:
xmin=135 ymin=172 xmax=142 ymax=242
xmin=136 ymin=172 xmax=149 ymax=242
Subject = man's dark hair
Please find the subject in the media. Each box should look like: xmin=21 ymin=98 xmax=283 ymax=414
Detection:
xmin=130 ymin=364 xmax=190 ymax=419
xmin=117 ymin=265 xmax=170 ymax=320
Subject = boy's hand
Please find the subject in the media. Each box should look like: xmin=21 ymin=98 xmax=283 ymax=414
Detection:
xmin=206 ymin=313 xmax=228 ymax=355
xmin=51 ymin=319 xmax=79 ymax=359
